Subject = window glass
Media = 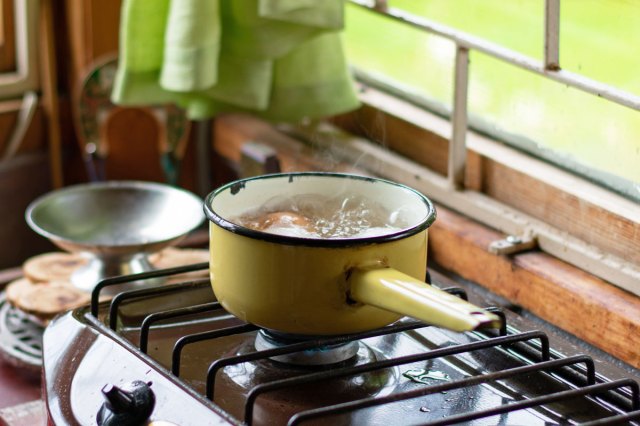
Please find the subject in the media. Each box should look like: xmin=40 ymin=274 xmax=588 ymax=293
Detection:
xmin=560 ymin=0 xmax=640 ymax=95
xmin=344 ymin=0 xmax=640 ymax=200
xmin=469 ymin=54 xmax=640 ymax=190
xmin=344 ymin=4 xmax=454 ymax=107
xmin=393 ymin=0 xmax=544 ymax=59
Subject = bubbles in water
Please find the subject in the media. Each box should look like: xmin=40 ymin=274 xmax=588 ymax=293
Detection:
xmin=233 ymin=194 xmax=410 ymax=239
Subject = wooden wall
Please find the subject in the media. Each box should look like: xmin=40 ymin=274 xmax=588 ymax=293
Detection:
xmin=0 ymin=0 xmax=122 ymax=268
xmin=0 ymin=1 xmax=219 ymax=267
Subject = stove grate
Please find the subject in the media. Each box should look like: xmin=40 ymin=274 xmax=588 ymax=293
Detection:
xmin=581 ymin=411 xmax=640 ymax=426
xmin=139 ymin=301 xmax=221 ymax=353
xmin=204 ymin=320 xmax=434 ymax=399
xmin=240 ymin=330 xmax=558 ymax=425
xmin=286 ymin=359 xmax=634 ymax=426
xmin=90 ymin=262 xmax=209 ymax=317
xmin=91 ymin=263 xmax=640 ymax=426
xmin=0 ymin=293 xmax=43 ymax=372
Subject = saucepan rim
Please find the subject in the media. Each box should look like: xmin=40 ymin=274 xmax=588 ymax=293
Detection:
xmin=203 ymin=172 xmax=436 ymax=248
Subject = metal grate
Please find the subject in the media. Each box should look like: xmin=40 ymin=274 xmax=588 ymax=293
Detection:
xmin=0 ymin=293 xmax=43 ymax=372
xmin=89 ymin=264 xmax=640 ymax=425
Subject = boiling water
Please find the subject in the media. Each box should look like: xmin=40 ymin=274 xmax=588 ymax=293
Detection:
xmin=233 ymin=194 xmax=410 ymax=239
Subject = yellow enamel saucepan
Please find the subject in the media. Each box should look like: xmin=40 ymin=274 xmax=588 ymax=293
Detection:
xmin=204 ymin=172 xmax=500 ymax=336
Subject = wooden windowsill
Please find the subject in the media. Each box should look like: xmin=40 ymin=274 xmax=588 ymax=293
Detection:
xmin=429 ymin=203 xmax=640 ymax=370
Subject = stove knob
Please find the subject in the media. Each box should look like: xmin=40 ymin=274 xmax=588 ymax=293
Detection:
xmin=97 ymin=380 xmax=155 ymax=426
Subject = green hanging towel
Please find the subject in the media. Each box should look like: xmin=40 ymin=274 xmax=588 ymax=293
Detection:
xmin=111 ymin=0 xmax=360 ymax=122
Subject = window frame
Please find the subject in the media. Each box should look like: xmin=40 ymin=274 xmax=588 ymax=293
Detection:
xmin=0 ymin=0 xmax=39 ymax=99
xmin=323 ymin=0 xmax=640 ymax=295
xmin=0 ymin=0 xmax=16 ymax=72
xmin=347 ymin=0 xmax=640 ymax=195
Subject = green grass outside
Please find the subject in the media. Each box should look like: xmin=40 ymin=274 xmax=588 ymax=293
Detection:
xmin=343 ymin=0 xmax=640 ymax=189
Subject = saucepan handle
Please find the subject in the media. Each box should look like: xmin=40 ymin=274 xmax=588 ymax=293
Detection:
xmin=348 ymin=267 xmax=501 ymax=332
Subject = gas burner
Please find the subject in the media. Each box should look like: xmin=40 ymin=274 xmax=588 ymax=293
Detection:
xmin=0 ymin=293 xmax=43 ymax=373
xmin=215 ymin=330 xmax=398 ymax=426
xmin=255 ymin=330 xmax=360 ymax=366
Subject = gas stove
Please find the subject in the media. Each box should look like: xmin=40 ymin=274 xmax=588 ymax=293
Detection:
xmin=42 ymin=263 xmax=640 ymax=425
